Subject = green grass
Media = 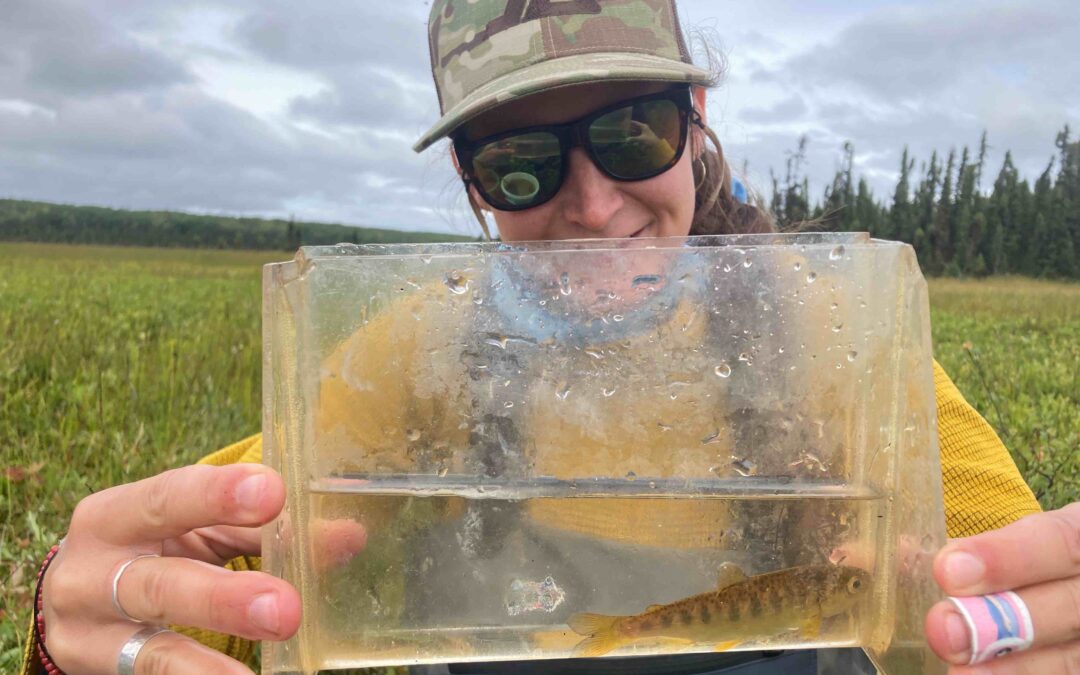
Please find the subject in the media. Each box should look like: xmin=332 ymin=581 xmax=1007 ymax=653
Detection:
xmin=2 ymin=244 xmax=1077 ymax=672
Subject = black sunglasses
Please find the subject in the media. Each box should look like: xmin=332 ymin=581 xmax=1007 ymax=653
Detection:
xmin=454 ymin=87 xmax=697 ymax=212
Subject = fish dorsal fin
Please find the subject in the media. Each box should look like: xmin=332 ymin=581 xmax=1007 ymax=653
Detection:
xmin=645 ymin=604 xmax=665 ymax=613
xmin=716 ymin=562 xmax=748 ymax=590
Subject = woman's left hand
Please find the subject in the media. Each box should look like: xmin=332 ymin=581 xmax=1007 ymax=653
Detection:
xmin=924 ymin=502 xmax=1080 ymax=673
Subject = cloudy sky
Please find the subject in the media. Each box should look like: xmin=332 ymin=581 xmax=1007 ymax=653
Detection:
xmin=1 ymin=0 xmax=1077 ymax=234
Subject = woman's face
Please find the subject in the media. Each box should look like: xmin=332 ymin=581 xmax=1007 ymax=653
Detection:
xmin=460 ymin=81 xmax=707 ymax=243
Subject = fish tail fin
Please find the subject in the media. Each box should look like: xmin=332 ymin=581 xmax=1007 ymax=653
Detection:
xmin=567 ymin=613 xmax=623 ymax=657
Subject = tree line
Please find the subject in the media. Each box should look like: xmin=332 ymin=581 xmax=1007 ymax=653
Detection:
xmin=0 ymin=200 xmax=473 ymax=249
xmin=768 ymin=125 xmax=1079 ymax=279
xmin=3 ymin=125 xmax=1078 ymax=278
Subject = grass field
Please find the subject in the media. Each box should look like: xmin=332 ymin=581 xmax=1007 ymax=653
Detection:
xmin=2 ymin=243 xmax=1078 ymax=672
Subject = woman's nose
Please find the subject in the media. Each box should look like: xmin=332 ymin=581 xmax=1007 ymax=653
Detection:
xmin=558 ymin=147 xmax=624 ymax=233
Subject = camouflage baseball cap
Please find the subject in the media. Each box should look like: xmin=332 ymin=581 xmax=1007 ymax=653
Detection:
xmin=413 ymin=0 xmax=710 ymax=153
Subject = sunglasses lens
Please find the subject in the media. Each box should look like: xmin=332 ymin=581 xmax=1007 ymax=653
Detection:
xmin=589 ymin=98 xmax=683 ymax=179
xmin=471 ymin=132 xmax=562 ymax=209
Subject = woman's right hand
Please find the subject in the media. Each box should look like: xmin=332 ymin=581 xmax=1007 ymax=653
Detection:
xmin=41 ymin=463 xmax=302 ymax=674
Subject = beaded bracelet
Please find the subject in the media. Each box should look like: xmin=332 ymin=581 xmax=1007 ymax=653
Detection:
xmin=33 ymin=544 xmax=63 ymax=675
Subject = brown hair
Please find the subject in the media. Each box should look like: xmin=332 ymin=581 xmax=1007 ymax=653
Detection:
xmin=689 ymin=121 xmax=776 ymax=236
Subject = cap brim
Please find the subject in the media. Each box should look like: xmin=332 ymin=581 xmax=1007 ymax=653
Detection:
xmin=413 ymin=52 xmax=711 ymax=153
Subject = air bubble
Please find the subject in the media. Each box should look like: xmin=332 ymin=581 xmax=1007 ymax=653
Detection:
xmin=714 ymin=363 xmax=732 ymax=378
xmin=625 ymin=471 xmax=637 ymax=481
xmin=444 ymin=271 xmax=469 ymax=294
xmin=832 ymin=323 xmax=844 ymax=333
xmin=794 ymin=262 xmax=802 ymax=271
xmin=806 ymin=272 xmax=817 ymax=284
xmin=602 ymin=386 xmax=617 ymax=397
xmin=556 ymin=385 xmax=571 ymax=401
xmin=559 ymin=272 xmax=572 ymax=296
xmin=406 ymin=428 xmax=421 ymax=442
xmin=830 ymin=245 xmax=846 ymax=261
xmin=847 ymin=351 xmax=858 ymax=362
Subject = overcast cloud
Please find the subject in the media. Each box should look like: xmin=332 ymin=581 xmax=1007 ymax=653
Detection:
xmin=0 ymin=0 xmax=1076 ymax=234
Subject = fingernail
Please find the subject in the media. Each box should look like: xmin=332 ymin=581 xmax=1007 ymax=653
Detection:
xmin=235 ymin=473 xmax=267 ymax=513
xmin=943 ymin=551 xmax=985 ymax=590
xmin=944 ymin=609 xmax=971 ymax=659
xmin=249 ymin=593 xmax=280 ymax=634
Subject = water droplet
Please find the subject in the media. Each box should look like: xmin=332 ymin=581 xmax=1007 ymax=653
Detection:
xmin=484 ymin=335 xmax=509 ymax=349
xmin=830 ymin=245 xmax=845 ymax=261
xmin=778 ymin=346 xmax=785 ymax=354
xmin=406 ymin=428 xmax=421 ymax=442
xmin=437 ymin=464 xmax=449 ymax=478
xmin=806 ymin=272 xmax=817 ymax=284
xmin=742 ymin=259 xmax=753 ymax=269
xmin=847 ymin=351 xmax=858 ymax=362
xmin=723 ymin=264 xmax=733 ymax=273
xmin=625 ymin=471 xmax=637 ymax=481
xmin=420 ymin=255 xmax=433 ymax=264
xmin=832 ymin=323 xmax=844 ymax=333
xmin=830 ymin=303 xmax=839 ymax=311
xmin=714 ymin=363 xmax=732 ymax=378
xmin=559 ymin=272 xmax=572 ymax=296
xmin=444 ymin=271 xmax=469 ymax=294
xmin=504 ymin=401 xmax=514 ymax=409
xmin=737 ymin=353 xmax=753 ymax=365
xmin=731 ymin=457 xmax=758 ymax=477
xmin=612 ymin=314 xmax=625 ymax=322
xmin=657 ymin=422 xmax=673 ymax=432
xmin=602 ymin=386 xmax=617 ymax=397
xmin=472 ymin=291 xmax=483 ymax=305
xmin=556 ymin=385 xmax=571 ymax=401
xmin=648 ymin=481 xmax=657 ymax=489
xmin=701 ymin=430 xmax=721 ymax=445
xmin=794 ymin=261 xmax=802 ymax=271
xmin=584 ymin=348 xmax=604 ymax=360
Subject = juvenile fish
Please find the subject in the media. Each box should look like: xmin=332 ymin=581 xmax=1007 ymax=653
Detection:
xmin=567 ymin=564 xmax=870 ymax=657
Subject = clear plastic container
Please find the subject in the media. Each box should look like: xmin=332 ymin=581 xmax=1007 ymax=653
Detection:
xmin=262 ymin=233 xmax=947 ymax=674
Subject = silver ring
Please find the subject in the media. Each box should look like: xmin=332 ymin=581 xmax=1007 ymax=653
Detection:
xmin=111 ymin=554 xmax=160 ymax=623
xmin=117 ymin=626 xmax=172 ymax=675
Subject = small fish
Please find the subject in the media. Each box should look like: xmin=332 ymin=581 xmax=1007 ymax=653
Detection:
xmin=567 ymin=563 xmax=871 ymax=657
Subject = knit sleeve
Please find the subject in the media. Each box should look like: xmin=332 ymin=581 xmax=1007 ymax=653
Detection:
xmin=933 ymin=360 xmax=1041 ymax=538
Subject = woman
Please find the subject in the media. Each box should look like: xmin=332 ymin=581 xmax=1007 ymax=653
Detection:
xmin=24 ymin=1 xmax=1079 ymax=674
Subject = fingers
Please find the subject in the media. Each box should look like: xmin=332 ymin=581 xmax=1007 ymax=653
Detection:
xmin=944 ymin=639 xmax=1080 ymax=675
xmin=926 ymin=575 xmax=1080 ymax=665
xmin=311 ymin=519 xmax=368 ymax=570
xmin=115 ymin=556 xmax=301 ymax=641
xmin=130 ymin=630 xmax=255 ymax=675
xmin=934 ymin=504 xmax=1080 ymax=596
xmin=163 ymin=525 xmax=264 ymax=565
xmin=47 ymin=623 xmax=254 ymax=675
xmin=74 ymin=464 xmax=285 ymax=546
